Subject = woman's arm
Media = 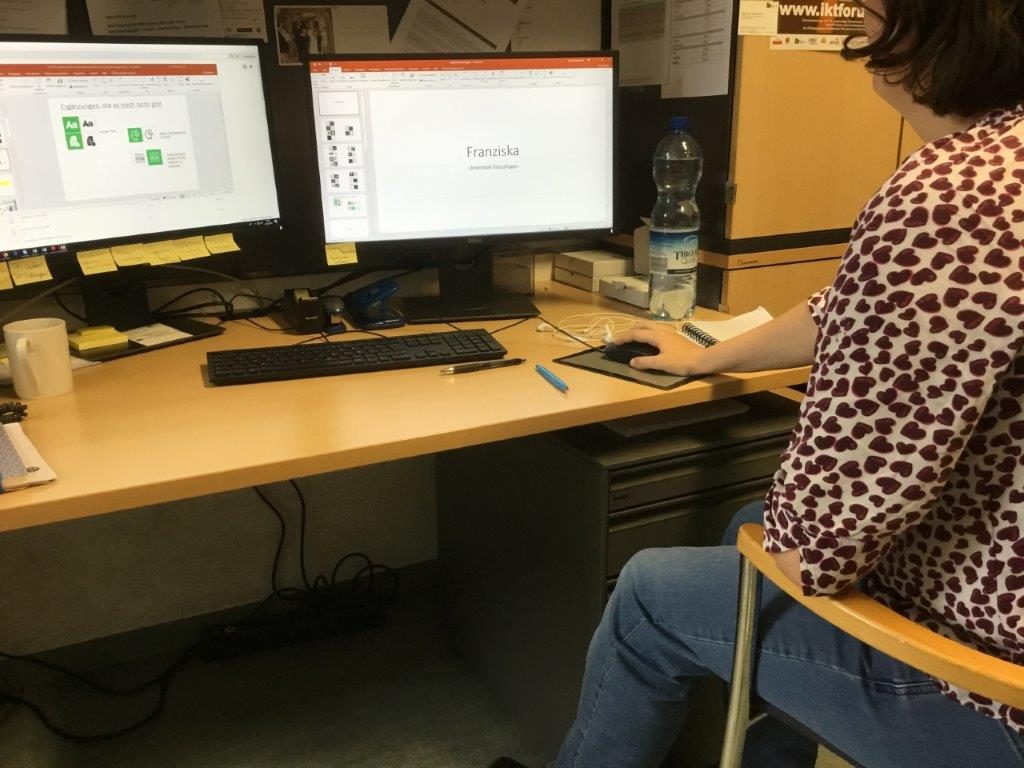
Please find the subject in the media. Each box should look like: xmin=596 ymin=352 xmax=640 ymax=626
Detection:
xmin=611 ymin=298 xmax=821 ymax=376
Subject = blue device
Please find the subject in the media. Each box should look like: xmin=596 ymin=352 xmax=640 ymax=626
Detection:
xmin=343 ymin=279 xmax=406 ymax=330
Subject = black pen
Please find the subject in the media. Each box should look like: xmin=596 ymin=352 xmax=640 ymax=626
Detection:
xmin=440 ymin=358 xmax=526 ymax=375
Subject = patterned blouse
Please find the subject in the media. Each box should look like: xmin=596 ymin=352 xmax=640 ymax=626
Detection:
xmin=763 ymin=104 xmax=1024 ymax=734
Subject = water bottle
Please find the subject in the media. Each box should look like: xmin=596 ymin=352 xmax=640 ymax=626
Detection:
xmin=649 ymin=116 xmax=702 ymax=320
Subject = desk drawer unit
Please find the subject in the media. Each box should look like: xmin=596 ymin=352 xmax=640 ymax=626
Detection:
xmin=437 ymin=392 xmax=798 ymax=764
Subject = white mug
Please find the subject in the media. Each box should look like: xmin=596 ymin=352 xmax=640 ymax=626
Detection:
xmin=3 ymin=318 xmax=73 ymax=400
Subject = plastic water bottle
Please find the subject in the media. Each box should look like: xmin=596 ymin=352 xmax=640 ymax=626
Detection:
xmin=649 ymin=116 xmax=702 ymax=320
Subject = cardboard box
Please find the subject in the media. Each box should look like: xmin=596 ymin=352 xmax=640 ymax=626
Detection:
xmin=553 ymin=266 xmax=601 ymax=292
xmin=600 ymin=275 xmax=650 ymax=309
xmin=554 ymin=249 xmax=633 ymax=278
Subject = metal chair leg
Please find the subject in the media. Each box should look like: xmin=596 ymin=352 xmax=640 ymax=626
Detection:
xmin=719 ymin=556 xmax=760 ymax=768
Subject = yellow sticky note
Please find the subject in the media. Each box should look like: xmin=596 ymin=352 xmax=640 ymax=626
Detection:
xmin=77 ymin=248 xmax=118 ymax=275
xmin=204 ymin=233 xmax=240 ymax=254
xmin=173 ymin=236 xmax=210 ymax=261
xmin=144 ymin=241 xmax=181 ymax=265
xmin=110 ymin=243 xmax=150 ymax=267
xmin=0 ymin=262 xmax=13 ymax=291
xmin=325 ymin=242 xmax=358 ymax=266
xmin=9 ymin=255 xmax=52 ymax=286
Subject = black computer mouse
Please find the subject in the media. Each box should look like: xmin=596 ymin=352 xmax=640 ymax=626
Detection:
xmin=603 ymin=341 xmax=660 ymax=365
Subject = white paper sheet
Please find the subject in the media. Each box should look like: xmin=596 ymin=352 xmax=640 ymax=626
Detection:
xmin=430 ymin=0 xmax=525 ymax=50
xmin=392 ymin=0 xmax=497 ymax=53
xmin=612 ymin=0 xmax=668 ymax=87
xmin=86 ymin=0 xmax=227 ymax=37
xmin=0 ymin=0 xmax=67 ymax=34
xmin=220 ymin=0 xmax=267 ymax=40
xmin=737 ymin=0 xmax=777 ymax=35
xmin=511 ymin=0 xmax=601 ymax=51
xmin=332 ymin=6 xmax=390 ymax=53
xmin=662 ymin=0 xmax=734 ymax=98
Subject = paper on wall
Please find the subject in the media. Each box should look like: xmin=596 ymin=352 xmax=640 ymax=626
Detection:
xmin=430 ymin=0 xmax=525 ymax=51
xmin=85 ymin=0 xmax=226 ymax=37
xmin=332 ymin=6 xmax=391 ymax=53
xmin=0 ymin=0 xmax=67 ymax=34
xmin=737 ymin=0 xmax=777 ymax=35
xmin=661 ymin=0 xmax=734 ymax=99
xmin=612 ymin=0 xmax=668 ymax=87
xmin=220 ymin=0 xmax=267 ymax=40
xmin=392 ymin=0 xmax=503 ymax=53
xmin=769 ymin=34 xmax=846 ymax=51
xmin=511 ymin=0 xmax=601 ymax=52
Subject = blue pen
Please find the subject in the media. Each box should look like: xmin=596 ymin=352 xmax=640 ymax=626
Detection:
xmin=535 ymin=363 xmax=569 ymax=393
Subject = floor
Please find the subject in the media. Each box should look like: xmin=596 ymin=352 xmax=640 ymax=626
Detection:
xmin=0 ymin=593 xmax=851 ymax=768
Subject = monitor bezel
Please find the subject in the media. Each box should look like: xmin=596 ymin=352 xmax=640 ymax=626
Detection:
xmin=0 ymin=34 xmax=284 ymax=259
xmin=304 ymin=50 xmax=619 ymax=257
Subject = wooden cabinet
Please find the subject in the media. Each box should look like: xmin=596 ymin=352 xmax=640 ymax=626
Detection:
xmin=727 ymin=37 xmax=903 ymax=241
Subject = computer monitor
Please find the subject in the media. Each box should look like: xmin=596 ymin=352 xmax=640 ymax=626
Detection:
xmin=0 ymin=39 xmax=280 ymax=330
xmin=308 ymin=52 xmax=616 ymax=322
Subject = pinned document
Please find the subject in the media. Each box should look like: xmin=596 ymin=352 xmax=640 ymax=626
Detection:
xmin=204 ymin=233 xmax=240 ymax=254
xmin=111 ymin=243 xmax=150 ymax=267
xmin=9 ymin=256 xmax=52 ymax=286
xmin=325 ymin=242 xmax=358 ymax=266
xmin=77 ymin=248 xmax=118 ymax=275
xmin=0 ymin=262 xmax=12 ymax=291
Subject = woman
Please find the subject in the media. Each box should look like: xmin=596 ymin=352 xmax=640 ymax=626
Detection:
xmin=492 ymin=0 xmax=1024 ymax=766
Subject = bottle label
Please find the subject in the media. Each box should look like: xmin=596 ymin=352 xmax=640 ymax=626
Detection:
xmin=649 ymin=228 xmax=698 ymax=274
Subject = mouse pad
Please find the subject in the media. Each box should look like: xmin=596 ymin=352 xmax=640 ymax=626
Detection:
xmin=554 ymin=348 xmax=690 ymax=390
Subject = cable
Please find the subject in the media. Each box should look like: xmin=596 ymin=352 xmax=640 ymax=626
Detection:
xmin=289 ymin=480 xmax=313 ymax=591
xmin=489 ymin=317 xmax=529 ymax=336
xmin=534 ymin=313 xmax=618 ymax=350
xmin=152 ymin=287 xmax=231 ymax=316
xmin=0 ymin=276 xmax=81 ymax=327
xmin=252 ymin=486 xmax=288 ymax=596
xmin=53 ymin=293 xmax=87 ymax=322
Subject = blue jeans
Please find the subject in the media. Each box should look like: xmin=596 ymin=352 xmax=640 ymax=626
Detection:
xmin=552 ymin=502 xmax=1024 ymax=768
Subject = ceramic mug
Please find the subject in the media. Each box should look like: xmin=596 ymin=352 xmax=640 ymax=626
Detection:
xmin=3 ymin=318 xmax=73 ymax=399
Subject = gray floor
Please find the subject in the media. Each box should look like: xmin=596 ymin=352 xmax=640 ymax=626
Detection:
xmin=0 ymin=595 xmax=851 ymax=768
xmin=0 ymin=594 xmax=545 ymax=768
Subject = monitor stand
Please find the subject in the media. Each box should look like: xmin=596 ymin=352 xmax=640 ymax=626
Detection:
xmin=78 ymin=272 xmax=223 ymax=362
xmin=401 ymin=243 xmax=539 ymax=324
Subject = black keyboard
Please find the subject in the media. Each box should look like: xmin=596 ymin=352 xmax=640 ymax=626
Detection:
xmin=207 ymin=328 xmax=507 ymax=385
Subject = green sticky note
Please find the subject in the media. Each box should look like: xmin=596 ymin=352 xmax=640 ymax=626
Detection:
xmin=128 ymin=127 xmax=143 ymax=143
xmin=146 ymin=149 xmax=163 ymax=166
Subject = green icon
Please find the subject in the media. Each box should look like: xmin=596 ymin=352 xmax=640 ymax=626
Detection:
xmin=65 ymin=132 xmax=83 ymax=150
xmin=128 ymin=127 xmax=143 ymax=143
xmin=61 ymin=116 xmax=83 ymax=150
xmin=62 ymin=116 xmax=80 ymax=132
xmin=146 ymin=149 xmax=163 ymax=166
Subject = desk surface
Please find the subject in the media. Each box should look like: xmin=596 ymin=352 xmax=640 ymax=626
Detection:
xmin=0 ymin=283 xmax=808 ymax=533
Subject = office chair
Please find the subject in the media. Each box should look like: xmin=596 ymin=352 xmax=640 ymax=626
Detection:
xmin=719 ymin=524 xmax=1024 ymax=768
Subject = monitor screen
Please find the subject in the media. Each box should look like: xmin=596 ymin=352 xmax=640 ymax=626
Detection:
xmin=309 ymin=54 xmax=615 ymax=245
xmin=0 ymin=40 xmax=280 ymax=257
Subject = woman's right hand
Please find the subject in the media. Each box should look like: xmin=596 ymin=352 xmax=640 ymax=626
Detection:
xmin=611 ymin=322 xmax=714 ymax=376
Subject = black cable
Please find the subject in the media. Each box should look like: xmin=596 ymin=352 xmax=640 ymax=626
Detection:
xmin=53 ymin=294 xmax=87 ymax=323
xmin=240 ymin=317 xmax=291 ymax=333
xmin=152 ymin=288 xmax=231 ymax=316
xmin=289 ymin=480 xmax=313 ymax=591
xmin=252 ymin=486 xmax=287 ymax=596
xmin=490 ymin=317 xmax=528 ymax=336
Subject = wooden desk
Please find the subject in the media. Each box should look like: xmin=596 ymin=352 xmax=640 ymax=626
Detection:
xmin=0 ymin=283 xmax=808 ymax=533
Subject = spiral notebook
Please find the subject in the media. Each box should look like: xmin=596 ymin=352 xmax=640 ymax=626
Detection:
xmin=680 ymin=307 xmax=773 ymax=348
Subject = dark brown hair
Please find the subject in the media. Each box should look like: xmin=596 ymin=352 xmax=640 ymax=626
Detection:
xmin=843 ymin=1 xmax=1024 ymax=117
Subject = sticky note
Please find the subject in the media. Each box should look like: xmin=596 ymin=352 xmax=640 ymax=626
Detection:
xmin=9 ymin=255 xmax=52 ymax=286
xmin=204 ymin=233 xmax=240 ymax=254
xmin=77 ymin=248 xmax=118 ymax=275
xmin=144 ymin=241 xmax=181 ymax=265
xmin=0 ymin=262 xmax=12 ymax=291
xmin=110 ymin=243 xmax=150 ymax=267
xmin=325 ymin=242 xmax=358 ymax=266
xmin=173 ymin=236 xmax=210 ymax=261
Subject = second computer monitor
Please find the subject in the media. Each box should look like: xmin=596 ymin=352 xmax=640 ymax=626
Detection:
xmin=308 ymin=53 xmax=615 ymax=322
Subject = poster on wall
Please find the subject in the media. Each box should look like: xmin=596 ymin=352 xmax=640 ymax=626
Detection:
xmin=739 ymin=0 xmax=866 ymax=51
xmin=0 ymin=0 xmax=67 ymax=34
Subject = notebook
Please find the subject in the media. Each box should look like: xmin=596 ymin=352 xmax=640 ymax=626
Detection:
xmin=679 ymin=307 xmax=773 ymax=348
xmin=0 ymin=422 xmax=56 ymax=491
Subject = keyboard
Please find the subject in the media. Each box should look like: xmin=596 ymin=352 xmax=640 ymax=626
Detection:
xmin=207 ymin=328 xmax=507 ymax=385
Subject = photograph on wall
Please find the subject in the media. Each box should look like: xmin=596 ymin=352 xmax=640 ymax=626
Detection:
xmin=275 ymin=5 xmax=336 ymax=65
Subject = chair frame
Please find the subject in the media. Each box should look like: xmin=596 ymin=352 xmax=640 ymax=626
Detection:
xmin=719 ymin=524 xmax=1024 ymax=767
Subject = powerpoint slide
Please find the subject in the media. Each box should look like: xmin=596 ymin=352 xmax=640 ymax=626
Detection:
xmin=48 ymin=95 xmax=200 ymax=202
xmin=318 ymin=91 xmax=360 ymax=116
xmin=321 ymin=118 xmax=361 ymax=143
xmin=366 ymin=86 xmax=611 ymax=235
xmin=327 ymin=168 xmax=364 ymax=192
xmin=324 ymin=143 xmax=363 ymax=168
xmin=329 ymin=217 xmax=369 ymax=240
xmin=327 ymin=194 xmax=367 ymax=218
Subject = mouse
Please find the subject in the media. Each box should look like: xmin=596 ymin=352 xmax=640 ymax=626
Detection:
xmin=602 ymin=341 xmax=660 ymax=365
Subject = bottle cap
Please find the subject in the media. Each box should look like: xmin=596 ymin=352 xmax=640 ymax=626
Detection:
xmin=670 ymin=116 xmax=689 ymax=132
